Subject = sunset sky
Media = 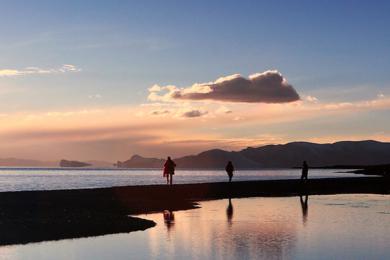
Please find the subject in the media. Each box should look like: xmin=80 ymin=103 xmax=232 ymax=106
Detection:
xmin=0 ymin=1 xmax=390 ymax=161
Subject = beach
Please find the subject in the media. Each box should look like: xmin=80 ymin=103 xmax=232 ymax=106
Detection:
xmin=0 ymin=176 xmax=388 ymax=246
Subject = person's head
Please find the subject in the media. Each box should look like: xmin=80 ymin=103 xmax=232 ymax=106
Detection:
xmin=167 ymin=156 xmax=171 ymax=160
xmin=303 ymin=161 xmax=307 ymax=165
xmin=228 ymin=161 xmax=232 ymax=165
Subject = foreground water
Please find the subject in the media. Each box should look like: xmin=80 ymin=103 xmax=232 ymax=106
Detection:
xmin=0 ymin=168 xmax=361 ymax=192
xmin=1 ymin=194 xmax=388 ymax=260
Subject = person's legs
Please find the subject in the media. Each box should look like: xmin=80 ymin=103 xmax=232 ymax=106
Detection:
xmin=169 ymin=174 xmax=173 ymax=185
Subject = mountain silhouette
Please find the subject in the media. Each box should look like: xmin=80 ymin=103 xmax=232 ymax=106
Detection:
xmin=59 ymin=160 xmax=91 ymax=168
xmin=116 ymin=155 xmax=165 ymax=168
xmin=116 ymin=140 xmax=390 ymax=169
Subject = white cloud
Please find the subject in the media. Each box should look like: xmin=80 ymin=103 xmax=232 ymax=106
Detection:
xmin=0 ymin=64 xmax=81 ymax=77
xmin=59 ymin=64 xmax=81 ymax=72
xmin=148 ymin=84 xmax=162 ymax=92
xmin=305 ymin=95 xmax=319 ymax=103
xmin=0 ymin=69 xmax=20 ymax=77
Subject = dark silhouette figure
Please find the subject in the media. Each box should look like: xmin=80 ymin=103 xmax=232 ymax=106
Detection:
xmin=299 ymin=194 xmax=309 ymax=225
xmin=163 ymin=156 xmax=176 ymax=185
xmin=225 ymin=161 xmax=234 ymax=182
xmin=301 ymin=161 xmax=309 ymax=181
xmin=226 ymin=198 xmax=234 ymax=225
xmin=163 ymin=210 xmax=175 ymax=232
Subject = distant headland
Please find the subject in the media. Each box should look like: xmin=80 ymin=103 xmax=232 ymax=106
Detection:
xmin=59 ymin=159 xmax=91 ymax=168
xmin=0 ymin=140 xmax=389 ymax=169
xmin=116 ymin=140 xmax=390 ymax=169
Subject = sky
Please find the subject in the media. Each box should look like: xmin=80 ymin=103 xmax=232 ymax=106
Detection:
xmin=0 ymin=0 xmax=390 ymax=161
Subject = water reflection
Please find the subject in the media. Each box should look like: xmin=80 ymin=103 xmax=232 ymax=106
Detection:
xmin=163 ymin=210 xmax=175 ymax=233
xmin=154 ymin=198 xmax=298 ymax=259
xmin=300 ymin=194 xmax=309 ymax=225
xmin=226 ymin=198 xmax=233 ymax=225
xmin=2 ymin=195 xmax=389 ymax=260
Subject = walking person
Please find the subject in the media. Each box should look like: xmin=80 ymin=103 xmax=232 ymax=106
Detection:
xmin=301 ymin=161 xmax=309 ymax=181
xmin=225 ymin=161 xmax=234 ymax=182
xmin=163 ymin=156 xmax=176 ymax=185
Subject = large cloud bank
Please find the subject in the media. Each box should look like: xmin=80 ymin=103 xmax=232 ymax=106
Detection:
xmin=148 ymin=70 xmax=300 ymax=103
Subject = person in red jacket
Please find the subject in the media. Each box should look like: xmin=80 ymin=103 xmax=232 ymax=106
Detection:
xmin=163 ymin=156 xmax=176 ymax=185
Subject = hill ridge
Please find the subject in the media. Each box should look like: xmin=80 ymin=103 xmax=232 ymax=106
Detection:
xmin=116 ymin=140 xmax=390 ymax=169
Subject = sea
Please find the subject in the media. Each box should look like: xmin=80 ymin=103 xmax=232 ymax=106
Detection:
xmin=0 ymin=168 xmax=364 ymax=192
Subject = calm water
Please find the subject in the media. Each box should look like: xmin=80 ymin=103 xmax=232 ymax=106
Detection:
xmin=1 ymin=194 xmax=388 ymax=259
xmin=0 ymin=168 xmax=362 ymax=192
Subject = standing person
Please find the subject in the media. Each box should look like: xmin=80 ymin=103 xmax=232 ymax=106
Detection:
xmin=225 ymin=161 xmax=234 ymax=182
xmin=301 ymin=161 xmax=309 ymax=181
xmin=163 ymin=156 xmax=176 ymax=185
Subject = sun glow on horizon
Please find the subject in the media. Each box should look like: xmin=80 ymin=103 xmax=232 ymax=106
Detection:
xmin=0 ymin=92 xmax=388 ymax=161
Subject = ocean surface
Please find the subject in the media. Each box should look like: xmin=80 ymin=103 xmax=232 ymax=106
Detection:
xmin=1 ymin=194 xmax=389 ymax=259
xmin=0 ymin=168 xmax=363 ymax=192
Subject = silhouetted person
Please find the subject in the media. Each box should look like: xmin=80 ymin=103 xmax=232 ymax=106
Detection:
xmin=299 ymin=194 xmax=309 ymax=225
xmin=163 ymin=156 xmax=176 ymax=185
xmin=301 ymin=161 xmax=308 ymax=181
xmin=226 ymin=198 xmax=234 ymax=225
xmin=225 ymin=161 xmax=234 ymax=182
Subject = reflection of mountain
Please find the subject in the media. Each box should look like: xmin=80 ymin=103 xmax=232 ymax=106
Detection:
xmin=117 ymin=140 xmax=390 ymax=169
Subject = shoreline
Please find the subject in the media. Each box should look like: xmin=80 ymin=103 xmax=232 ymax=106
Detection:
xmin=0 ymin=177 xmax=389 ymax=246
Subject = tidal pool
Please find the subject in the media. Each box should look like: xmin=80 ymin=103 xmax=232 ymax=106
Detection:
xmin=0 ymin=194 xmax=389 ymax=260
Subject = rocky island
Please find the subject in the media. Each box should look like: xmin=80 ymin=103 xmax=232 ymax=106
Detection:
xmin=59 ymin=159 xmax=92 ymax=167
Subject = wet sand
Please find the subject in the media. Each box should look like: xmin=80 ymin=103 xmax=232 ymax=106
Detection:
xmin=0 ymin=177 xmax=388 ymax=246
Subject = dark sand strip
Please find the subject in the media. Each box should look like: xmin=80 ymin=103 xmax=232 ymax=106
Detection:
xmin=0 ymin=177 xmax=388 ymax=246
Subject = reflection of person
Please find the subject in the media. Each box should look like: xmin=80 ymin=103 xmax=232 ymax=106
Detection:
xmin=163 ymin=210 xmax=175 ymax=232
xmin=299 ymin=195 xmax=309 ymax=225
xmin=163 ymin=156 xmax=176 ymax=185
xmin=226 ymin=198 xmax=233 ymax=225
xmin=301 ymin=161 xmax=308 ymax=181
xmin=225 ymin=161 xmax=234 ymax=182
